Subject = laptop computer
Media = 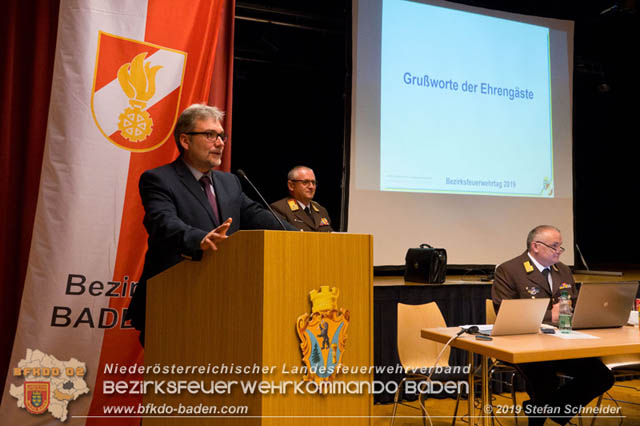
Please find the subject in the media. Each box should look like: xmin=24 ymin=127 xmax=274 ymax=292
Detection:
xmin=572 ymin=281 xmax=639 ymax=329
xmin=480 ymin=298 xmax=549 ymax=336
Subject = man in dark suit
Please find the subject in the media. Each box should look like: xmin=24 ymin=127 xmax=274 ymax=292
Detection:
xmin=126 ymin=104 xmax=295 ymax=345
xmin=492 ymin=225 xmax=614 ymax=426
xmin=271 ymin=166 xmax=333 ymax=232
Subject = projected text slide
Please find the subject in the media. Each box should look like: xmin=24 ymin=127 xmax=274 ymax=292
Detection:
xmin=380 ymin=0 xmax=554 ymax=197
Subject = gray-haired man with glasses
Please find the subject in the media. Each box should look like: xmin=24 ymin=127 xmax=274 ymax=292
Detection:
xmin=127 ymin=104 xmax=295 ymax=346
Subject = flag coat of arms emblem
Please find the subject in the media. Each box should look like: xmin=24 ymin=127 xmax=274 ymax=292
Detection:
xmin=91 ymin=31 xmax=187 ymax=152
xmin=24 ymin=382 xmax=50 ymax=415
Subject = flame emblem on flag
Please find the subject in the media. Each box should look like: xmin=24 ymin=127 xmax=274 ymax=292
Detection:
xmin=117 ymin=53 xmax=162 ymax=142
xmin=91 ymin=31 xmax=186 ymax=152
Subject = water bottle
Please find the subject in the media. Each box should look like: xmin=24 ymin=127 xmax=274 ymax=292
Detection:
xmin=558 ymin=290 xmax=572 ymax=333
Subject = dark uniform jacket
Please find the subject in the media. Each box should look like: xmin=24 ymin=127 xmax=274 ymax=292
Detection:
xmin=270 ymin=197 xmax=333 ymax=232
xmin=492 ymin=251 xmax=577 ymax=323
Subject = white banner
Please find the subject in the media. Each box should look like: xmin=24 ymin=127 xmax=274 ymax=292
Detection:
xmin=1 ymin=0 xmax=229 ymax=424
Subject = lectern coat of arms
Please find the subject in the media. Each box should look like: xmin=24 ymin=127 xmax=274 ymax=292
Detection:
xmin=296 ymin=286 xmax=350 ymax=382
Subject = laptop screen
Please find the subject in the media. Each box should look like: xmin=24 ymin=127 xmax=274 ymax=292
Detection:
xmin=572 ymin=281 xmax=639 ymax=329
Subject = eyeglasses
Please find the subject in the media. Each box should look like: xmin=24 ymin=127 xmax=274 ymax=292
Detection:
xmin=290 ymin=179 xmax=317 ymax=187
xmin=185 ymin=131 xmax=227 ymax=142
xmin=535 ymin=241 xmax=565 ymax=254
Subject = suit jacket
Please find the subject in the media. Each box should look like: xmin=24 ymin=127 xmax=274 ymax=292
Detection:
xmin=270 ymin=197 xmax=333 ymax=232
xmin=492 ymin=251 xmax=577 ymax=323
xmin=127 ymin=158 xmax=295 ymax=332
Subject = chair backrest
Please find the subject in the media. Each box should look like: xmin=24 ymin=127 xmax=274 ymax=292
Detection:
xmin=397 ymin=302 xmax=449 ymax=371
xmin=485 ymin=299 xmax=497 ymax=324
xmin=601 ymin=354 xmax=640 ymax=371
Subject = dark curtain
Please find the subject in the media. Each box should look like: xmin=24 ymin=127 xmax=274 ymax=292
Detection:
xmin=0 ymin=0 xmax=60 ymax=400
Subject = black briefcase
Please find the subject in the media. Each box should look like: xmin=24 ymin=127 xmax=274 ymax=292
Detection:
xmin=404 ymin=244 xmax=447 ymax=284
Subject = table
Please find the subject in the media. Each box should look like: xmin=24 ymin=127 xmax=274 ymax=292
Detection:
xmin=420 ymin=325 xmax=640 ymax=426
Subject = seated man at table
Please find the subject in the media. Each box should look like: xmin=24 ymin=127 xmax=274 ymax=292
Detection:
xmin=492 ymin=225 xmax=614 ymax=426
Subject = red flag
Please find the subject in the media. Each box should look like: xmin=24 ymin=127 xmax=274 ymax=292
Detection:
xmin=1 ymin=1 xmax=234 ymax=424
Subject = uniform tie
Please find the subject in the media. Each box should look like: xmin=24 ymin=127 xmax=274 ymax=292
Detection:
xmin=541 ymin=268 xmax=552 ymax=292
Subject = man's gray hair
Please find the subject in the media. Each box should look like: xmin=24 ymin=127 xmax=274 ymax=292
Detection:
xmin=174 ymin=104 xmax=225 ymax=153
xmin=287 ymin=165 xmax=313 ymax=180
xmin=526 ymin=225 xmax=561 ymax=250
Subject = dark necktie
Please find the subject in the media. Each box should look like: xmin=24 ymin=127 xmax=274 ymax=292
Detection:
xmin=541 ymin=268 xmax=552 ymax=291
xmin=199 ymin=175 xmax=220 ymax=226
xmin=304 ymin=206 xmax=311 ymax=216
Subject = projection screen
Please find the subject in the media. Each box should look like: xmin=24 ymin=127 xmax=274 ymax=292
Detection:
xmin=349 ymin=0 xmax=575 ymax=265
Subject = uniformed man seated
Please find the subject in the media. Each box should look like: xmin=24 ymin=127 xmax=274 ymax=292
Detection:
xmin=270 ymin=166 xmax=333 ymax=232
xmin=492 ymin=225 xmax=614 ymax=426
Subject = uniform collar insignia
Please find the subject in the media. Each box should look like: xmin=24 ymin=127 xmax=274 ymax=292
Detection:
xmin=287 ymin=199 xmax=300 ymax=211
xmin=523 ymin=260 xmax=534 ymax=273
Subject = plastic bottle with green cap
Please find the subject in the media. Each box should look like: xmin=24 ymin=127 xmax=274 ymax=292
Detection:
xmin=558 ymin=290 xmax=572 ymax=333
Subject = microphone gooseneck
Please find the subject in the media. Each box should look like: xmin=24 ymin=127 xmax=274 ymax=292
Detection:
xmin=236 ymin=169 xmax=288 ymax=231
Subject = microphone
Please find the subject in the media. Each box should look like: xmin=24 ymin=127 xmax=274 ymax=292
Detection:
xmin=428 ymin=325 xmax=481 ymax=381
xmin=575 ymin=243 xmax=590 ymax=271
xmin=456 ymin=325 xmax=479 ymax=336
xmin=573 ymin=243 xmax=623 ymax=276
xmin=236 ymin=169 xmax=288 ymax=231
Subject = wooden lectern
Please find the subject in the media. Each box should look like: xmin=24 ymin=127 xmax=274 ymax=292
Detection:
xmin=143 ymin=230 xmax=373 ymax=425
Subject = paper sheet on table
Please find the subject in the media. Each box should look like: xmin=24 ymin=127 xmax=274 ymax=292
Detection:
xmin=550 ymin=331 xmax=600 ymax=339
